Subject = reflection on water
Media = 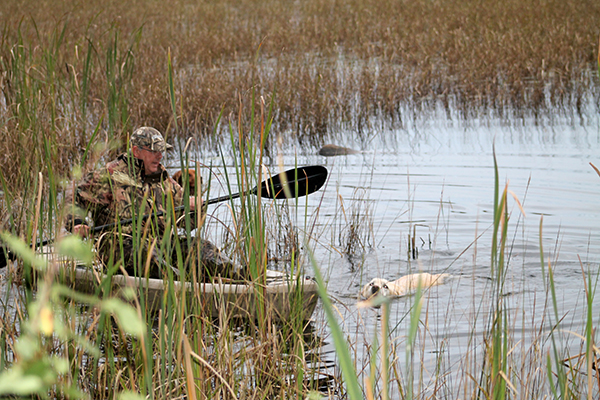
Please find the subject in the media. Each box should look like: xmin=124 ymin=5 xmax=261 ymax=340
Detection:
xmin=237 ymin=110 xmax=600 ymax=397
xmin=163 ymin=107 xmax=600 ymax=397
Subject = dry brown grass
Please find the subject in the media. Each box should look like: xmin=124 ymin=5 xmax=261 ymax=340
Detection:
xmin=0 ymin=0 xmax=598 ymax=191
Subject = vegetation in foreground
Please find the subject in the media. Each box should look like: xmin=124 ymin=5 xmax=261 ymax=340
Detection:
xmin=0 ymin=0 xmax=598 ymax=398
xmin=0 ymin=102 xmax=335 ymax=398
xmin=0 ymin=103 xmax=598 ymax=398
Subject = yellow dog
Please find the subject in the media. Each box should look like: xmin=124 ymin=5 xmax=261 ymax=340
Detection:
xmin=360 ymin=273 xmax=449 ymax=298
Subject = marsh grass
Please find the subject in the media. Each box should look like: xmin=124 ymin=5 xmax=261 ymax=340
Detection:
xmin=0 ymin=83 xmax=598 ymax=400
xmin=1 ymin=0 xmax=600 ymax=195
xmin=0 ymin=84 xmax=331 ymax=399
xmin=0 ymin=0 xmax=599 ymax=397
xmin=334 ymin=187 xmax=374 ymax=260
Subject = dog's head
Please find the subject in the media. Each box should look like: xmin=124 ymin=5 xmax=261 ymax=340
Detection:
xmin=360 ymin=278 xmax=392 ymax=298
xmin=172 ymin=169 xmax=199 ymax=192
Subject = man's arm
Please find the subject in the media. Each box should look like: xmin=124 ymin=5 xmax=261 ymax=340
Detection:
xmin=65 ymin=168 xmax=113 ymax=237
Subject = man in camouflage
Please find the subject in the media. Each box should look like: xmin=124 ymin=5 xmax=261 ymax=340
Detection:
xmin=66 ymin=127 xmax=239 ymax=281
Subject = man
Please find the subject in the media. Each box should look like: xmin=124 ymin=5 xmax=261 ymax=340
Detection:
xmin=66 ymin=126 xmax=238 ymax=281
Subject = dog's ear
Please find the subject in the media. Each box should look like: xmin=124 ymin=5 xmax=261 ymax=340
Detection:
xmin=187 ymin=170 xmax=197 ymax=191
xmin=172 ymin=170 xmax=183 ymax=186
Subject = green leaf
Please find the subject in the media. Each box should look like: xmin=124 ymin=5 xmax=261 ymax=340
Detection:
xmin=25 ymin=359 xmax=56 ymax=384
xmin=0 ymin=232 xmax=46 ymax=270
xmin=56 ymin=235 xmax=94 ymax=265
xmin=0 ymin=367 xmax=44 ymax=395
xmin=306 ymin=391 xmax=326 ymax=400
xmin=51 ymin=356 xmax=69 ymax=375
xmin=118 ymin=391 xmax=146 ymax=400
xmin=14 ymin=336 xmax=39 ymax=361
xmin=309 ymin=251 xmax=363 ymax=400
xmin=101 ymin=299 xmax=145 ymax=338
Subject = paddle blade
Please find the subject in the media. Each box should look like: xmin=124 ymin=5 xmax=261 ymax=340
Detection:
xmin=259 ymin=166 xmax=328 ymax=199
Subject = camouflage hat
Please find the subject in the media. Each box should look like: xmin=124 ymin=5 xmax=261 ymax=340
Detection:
xmin=130 ymin=127 xmax=173 ymax=152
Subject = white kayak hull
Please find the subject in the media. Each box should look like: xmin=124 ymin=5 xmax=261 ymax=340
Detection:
xmin=61 ymin=266 xmax=319 ymax=322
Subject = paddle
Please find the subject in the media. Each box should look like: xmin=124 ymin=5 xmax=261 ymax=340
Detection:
xmin=0 ymin=165 xmax=328 ymax=268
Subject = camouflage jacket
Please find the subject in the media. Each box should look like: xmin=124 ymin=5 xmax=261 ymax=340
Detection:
xmin=66 ymin=152 xmax=188 ymax=236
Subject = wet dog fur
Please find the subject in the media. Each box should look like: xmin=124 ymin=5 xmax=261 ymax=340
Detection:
xmin=360 ymin=273 xmax=449 ymax=298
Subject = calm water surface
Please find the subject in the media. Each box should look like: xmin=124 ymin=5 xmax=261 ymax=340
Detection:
xmin=189 ymin=110 xmax=600 ymax=396
xmin=309 ymin=114 xmax=600 ymax=395
xmin=2 ymin=108 xmax=597 ymax=396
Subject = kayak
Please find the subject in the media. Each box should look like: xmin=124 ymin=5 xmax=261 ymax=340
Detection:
xmin=58 ymin=264 xmax=320 ymax=323
xmin=37 ymin=243 xmax=319 ymax=322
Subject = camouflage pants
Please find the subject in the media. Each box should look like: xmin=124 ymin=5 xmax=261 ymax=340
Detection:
xmin=96 ymin=233 xmax=242 ymax=282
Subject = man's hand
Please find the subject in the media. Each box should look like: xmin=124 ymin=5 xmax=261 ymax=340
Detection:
xmin=189 ymin=196 xmax=203 ymax=211
xmin=73 ymin=224 xmax=90 ymax=238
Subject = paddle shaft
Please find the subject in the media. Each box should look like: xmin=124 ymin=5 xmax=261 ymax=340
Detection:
xmin=0 ymin=165 xmax=327 ymax=267
xmin=91 ymin=164 xmax=326 ymax=231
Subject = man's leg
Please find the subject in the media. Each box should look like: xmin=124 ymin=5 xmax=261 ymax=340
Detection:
xmin=97 ymin=233 xmax=163 ymax=278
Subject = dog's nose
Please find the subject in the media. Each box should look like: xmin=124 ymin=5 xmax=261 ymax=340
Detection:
xmin=371 ymin=285 xmax=380 ymax=295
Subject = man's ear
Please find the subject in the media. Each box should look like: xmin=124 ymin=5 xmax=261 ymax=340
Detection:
xmin=131 ymin=145 xmax=141 ymax=158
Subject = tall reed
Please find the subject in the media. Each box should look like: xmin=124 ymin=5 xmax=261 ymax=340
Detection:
xmin=305 ymin=150 xmax=600 ymax=399
xmin=0 ymin=65 xmax=326 ymax=399
xmin=0 ymin=1 xmax=598 ymax=397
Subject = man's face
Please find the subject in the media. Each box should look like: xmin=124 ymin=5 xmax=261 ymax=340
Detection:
xmin=132 ymin=145 xmax=164 ymax=175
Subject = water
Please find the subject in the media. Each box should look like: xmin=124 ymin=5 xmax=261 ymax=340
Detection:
xmin=191 ymin=110 xmax=600 ymax=396
xmin=0 ymin=108 xmax=594 ymax=396
xmin=317 ymin=115 xmax=600 ymax=395
xmin=0 ymin=105 xmax=596 ymax=396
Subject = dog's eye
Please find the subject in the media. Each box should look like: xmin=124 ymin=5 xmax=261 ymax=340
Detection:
xmin=369 ymin=282 xmax=374 ymax=286
xmin=383 ymin=284 xmax=388 ymax=289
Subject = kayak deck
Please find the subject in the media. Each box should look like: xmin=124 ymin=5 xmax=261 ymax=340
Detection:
xmin=60 ymin=265 xmax=319 ymax=322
